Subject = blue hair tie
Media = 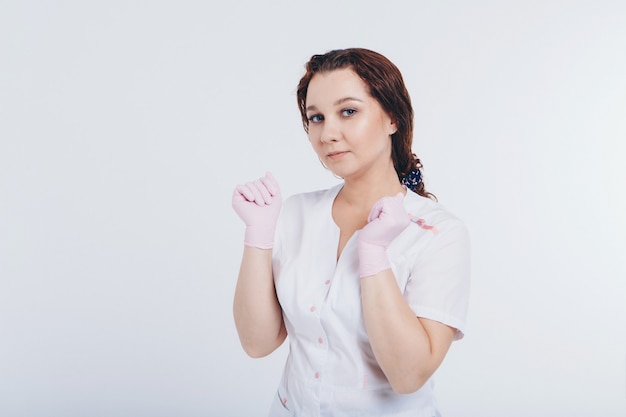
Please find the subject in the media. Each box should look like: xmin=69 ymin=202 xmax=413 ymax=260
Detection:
xmin=401 ymin=169 xmax=422 ymax=189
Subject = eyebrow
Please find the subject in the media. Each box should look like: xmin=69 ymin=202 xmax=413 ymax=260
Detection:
xmin=305 ymin=97 xmax=364 ymax=112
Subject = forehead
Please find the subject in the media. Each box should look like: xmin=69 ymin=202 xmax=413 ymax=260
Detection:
xmin=305 ymin=68 xmax=370 ymax=108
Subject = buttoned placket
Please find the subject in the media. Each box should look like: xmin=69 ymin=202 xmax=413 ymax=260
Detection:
xmin=310 ymin=271 xmax=332 ymax=382
xmin=312 ymin=262 xmax=338 ymax=417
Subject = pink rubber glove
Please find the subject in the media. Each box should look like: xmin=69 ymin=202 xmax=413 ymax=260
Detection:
xmin=232 ymin=172 xmax=282 ymax=249
xmin=358 ymin=192 xmax=410 ymax=278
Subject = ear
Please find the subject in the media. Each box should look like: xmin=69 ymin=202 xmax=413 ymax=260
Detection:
xmin=389 ymin=120 xmax=398 ymax=136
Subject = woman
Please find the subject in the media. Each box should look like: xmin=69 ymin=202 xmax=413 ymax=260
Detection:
xmin=232 ymin=48 xmax=470 ymax=417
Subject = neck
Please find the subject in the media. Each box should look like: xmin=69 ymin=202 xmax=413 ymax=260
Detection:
xmin=338 ymin=163 xmax=405 ymax=211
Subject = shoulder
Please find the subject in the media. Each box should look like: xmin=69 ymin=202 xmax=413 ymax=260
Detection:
xmin=402 ymin=190 xmax=470 ymax=251
xmin=404 ymin=190 xmax=465 ymax=229
xmin=282 ymin=184 xmax=342 ymax=213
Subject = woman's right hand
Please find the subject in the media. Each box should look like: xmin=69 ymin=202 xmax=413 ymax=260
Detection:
xmin=232 ymin=172 xmax=282 ymax=249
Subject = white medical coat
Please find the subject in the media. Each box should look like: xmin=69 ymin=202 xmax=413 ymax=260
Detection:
xmin=269 ymin=184 xmax=470 ymax=417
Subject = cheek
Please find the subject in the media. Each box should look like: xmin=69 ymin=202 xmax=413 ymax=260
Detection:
xmin=353 ymin=118 xmax=378 ymax=139
xmin=308 ymin=127 xmax=322 ymax=143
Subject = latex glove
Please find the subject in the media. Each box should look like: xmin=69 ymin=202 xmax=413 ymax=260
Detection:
xmin=232 ymin=172 xmax=282 ymax=249
xmin=358 ymin=192 xmax=410 ymax=278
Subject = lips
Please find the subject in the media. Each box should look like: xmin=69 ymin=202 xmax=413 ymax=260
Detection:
xmin=327 ymin=151 xmax=348 ymax=159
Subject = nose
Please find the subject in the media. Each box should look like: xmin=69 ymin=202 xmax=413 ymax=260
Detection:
xmin=320 ymin=118 xmax=340 ymax=143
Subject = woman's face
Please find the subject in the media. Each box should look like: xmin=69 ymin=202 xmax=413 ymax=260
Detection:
xmin=305 ymin=68 xmax=397 ymax=181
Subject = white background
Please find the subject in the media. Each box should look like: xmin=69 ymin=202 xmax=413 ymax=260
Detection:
xmin=1 ymin=1 xmax=625 ymax=416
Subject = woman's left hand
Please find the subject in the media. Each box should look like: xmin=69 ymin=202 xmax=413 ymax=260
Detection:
xmin=358 ymin=192 xmax=409 ymax=278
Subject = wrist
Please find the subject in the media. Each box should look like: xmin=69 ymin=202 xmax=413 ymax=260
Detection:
xmin=244 ymin=225 xmax=276 ymax=249
xmin=358 ymin=241 xmax=391 ymax=278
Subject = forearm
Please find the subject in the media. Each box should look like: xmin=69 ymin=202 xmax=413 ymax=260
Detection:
xmin=361 ymin=270 xmax=453 ymax=394
xmin=233 ymin=246 xmax=286 ymax=358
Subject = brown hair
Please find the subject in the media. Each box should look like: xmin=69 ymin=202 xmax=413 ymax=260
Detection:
xmin=296 ymin=48 xmax=434 ymax=199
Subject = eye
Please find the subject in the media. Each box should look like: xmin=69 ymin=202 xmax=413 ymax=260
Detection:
xmin=341 ymin=108 xmax=357 ymax=117
xmin=307 ymin=114 xmax=324 ymax=123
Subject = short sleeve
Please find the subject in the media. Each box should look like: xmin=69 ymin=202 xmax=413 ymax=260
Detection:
xmin=403 ymin=219 xmax=471 ymax=340
xmin=271 ymin=196 xmax=290 ymax=276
